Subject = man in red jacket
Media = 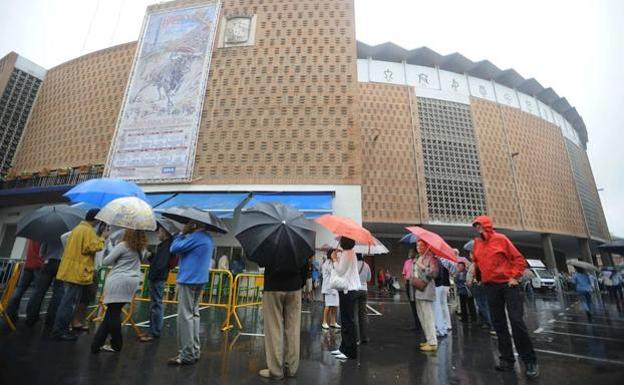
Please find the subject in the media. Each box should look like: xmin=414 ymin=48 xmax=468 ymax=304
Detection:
xmin=472 ymin=215 xmax=538 ymax=378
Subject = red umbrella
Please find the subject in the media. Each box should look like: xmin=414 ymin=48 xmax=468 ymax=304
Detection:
xmin=315 ymin=214 xmax=374 ymax=245
xmin=405 ymin=226 xmax=457 ymax=262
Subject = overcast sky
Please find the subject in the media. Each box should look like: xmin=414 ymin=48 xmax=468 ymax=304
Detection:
xmin=0 ymin=0 xmax=622 ymax=236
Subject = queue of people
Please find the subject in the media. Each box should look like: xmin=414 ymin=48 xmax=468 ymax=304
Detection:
xmin=5 ymin=212 xmax=566 ymax=380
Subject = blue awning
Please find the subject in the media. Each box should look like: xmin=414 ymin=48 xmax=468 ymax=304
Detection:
xmin=153 ymin=193 xmax=249 ymax=218
xmin=243 ymin=192 xmax=333 ymax=218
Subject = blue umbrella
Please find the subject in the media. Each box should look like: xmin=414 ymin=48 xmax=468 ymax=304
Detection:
xmin=399 ymin=233 xmax=418 ymax=244
xmin=64 ymin=178 xmax=147 ymax=208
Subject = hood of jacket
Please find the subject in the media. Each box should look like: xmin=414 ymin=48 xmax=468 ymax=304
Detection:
xmin=472 ymin=215 xmax=494 ymax=240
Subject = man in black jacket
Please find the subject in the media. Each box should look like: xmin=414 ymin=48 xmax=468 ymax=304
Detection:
xmin=258 ymin=256 xmax=309 ymax=380
xmin=140 ymin=224 xmax=174 ymax=342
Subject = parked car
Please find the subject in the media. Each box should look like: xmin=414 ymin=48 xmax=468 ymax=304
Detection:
xmin=526 ymin=259 xmax=556 ymax=289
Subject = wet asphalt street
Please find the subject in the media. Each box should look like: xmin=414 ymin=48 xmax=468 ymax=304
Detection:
xmin=1 ymin=290 xmax=623 ymax=385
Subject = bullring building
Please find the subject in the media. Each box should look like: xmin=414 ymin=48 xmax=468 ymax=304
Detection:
xmin=0 ymin=0 xmax=610 ymax=276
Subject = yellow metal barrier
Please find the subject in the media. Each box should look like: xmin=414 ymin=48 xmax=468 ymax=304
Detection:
xmin=0 ymin=261 xmax=21 ymax=331
xmin=228 ymin=273 xmax=264 ymax=331
xmin=200 ymin=269 xmax=235 ymax=331
xmin=132 ymin=265 xmax=235 ymax=331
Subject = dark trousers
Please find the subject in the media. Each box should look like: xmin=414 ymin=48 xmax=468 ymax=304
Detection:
xmin=606 ymin=286 xmax=623 ymax=306
xmin=338 ymin=290 xmax=358 ymax=358
xmin=459 ymin=294 xmax=477 ymax=322
xmin=26 ymin=259 xmax=63 ymax=326
xmin=6 ymin=268 xmax=40 ymax=322
xmin=91 ymin=303 xmax=124 ymax=352
xmin=406 ymin=283 xmax=421 ymax=330
xmin=354 ymin=290 xmax=368 ymax=342
xmin=486 ymin=283 xmax=537 ymax=364
xmin=51 ymin=282 xmax=83 ymax=337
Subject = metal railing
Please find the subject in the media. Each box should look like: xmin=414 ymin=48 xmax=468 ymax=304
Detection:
xmin=0 ymin=168 xmax=103 ymax=190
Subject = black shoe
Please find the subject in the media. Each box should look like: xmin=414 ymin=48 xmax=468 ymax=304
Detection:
xmin=54 ymin=333 xmax=78 ymax=341
xmin=495 ymin=361 xmax=514 ymax=372
xmin=526 ymin=362 xmax=539 ymax=378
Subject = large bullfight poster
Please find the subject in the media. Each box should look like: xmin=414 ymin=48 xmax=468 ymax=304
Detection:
xmin=106 ymin=1 xmax=220 ymax=182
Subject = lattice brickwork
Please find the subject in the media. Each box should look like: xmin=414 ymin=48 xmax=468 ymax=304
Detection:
xmin=417 ymin=98 xmax=487 ymax=224
xmin=565 ymin=139 xmax=610 ymax=240
xmin=359 ymin=83 xmax=423 ymax=223
xmin=193 ymin=0 xmax=360 ymax=185
xmin=470 ymin=98 xmax=523 ymax=229
xmin=12 ymin=43 xmax=135 ymax=172
xmin=500 ymin=105 xmax=586 ymax=236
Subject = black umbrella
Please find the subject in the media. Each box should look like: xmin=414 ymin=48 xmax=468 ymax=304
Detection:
xmin=598 ymin=240 xmax=624 ymax=254
xmin=154 ymin=214 xmax=181 ymax=236
xmin=235 ymin=201 xmax=316 ymax=271
xmin=17 ymin=205 xmax=84 ymax=244
xmin=159 ymin=206 xmax=229 ymax=234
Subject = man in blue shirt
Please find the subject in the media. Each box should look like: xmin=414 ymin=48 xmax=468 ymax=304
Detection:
xmin=572 ymin=268 xmax=597 ymax=321
xmin=167 ymin=220 xmax=213 ymax=366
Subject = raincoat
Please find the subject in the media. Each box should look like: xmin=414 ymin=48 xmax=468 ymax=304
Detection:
xmin=471 ymin=216 xmax=526 ymax=284
xmin=56 ymin=221 xmax=104 ymax=285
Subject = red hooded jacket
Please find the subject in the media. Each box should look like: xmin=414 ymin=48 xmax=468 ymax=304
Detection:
xmin=471 ymin=216 xmax=526 ymax=284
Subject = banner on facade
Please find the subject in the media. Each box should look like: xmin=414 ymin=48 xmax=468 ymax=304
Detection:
xmin=106 ymin=1 xmax=221 ymax=182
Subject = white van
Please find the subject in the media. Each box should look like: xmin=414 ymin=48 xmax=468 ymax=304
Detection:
xmin=526 ymin=259 xmax=556 ymax=289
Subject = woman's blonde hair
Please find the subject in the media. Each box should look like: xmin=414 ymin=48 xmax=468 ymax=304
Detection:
xmin=122 ymin=229 xmax=148 ymax=252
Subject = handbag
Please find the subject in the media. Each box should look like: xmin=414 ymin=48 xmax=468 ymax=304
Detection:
xmin=329 ymin=269 xmax=348 ymax=291
xmin=410 ymin=276 xmax=428 ymax=291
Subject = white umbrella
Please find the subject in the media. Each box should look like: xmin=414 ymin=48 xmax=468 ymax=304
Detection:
xmin=96 ymin=197 xmax=157 ymax=231
xmin=567 ymin=259 xmax=599 ymax=272
xmin=332 ymin=236 xmax=389 ymax=255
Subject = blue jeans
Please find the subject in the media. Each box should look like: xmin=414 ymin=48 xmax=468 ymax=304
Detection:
xmin=149 ymin=280 xmax=165 ymax=337
xmin=6 ymin=268 xmax=40 ymax=322
xmin=51 ymin=282 xmax=83 ymax=337
xmin=578 ymin=291 xmax=592 ymax=312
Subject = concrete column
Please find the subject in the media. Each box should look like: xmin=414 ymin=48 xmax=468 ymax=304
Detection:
xmin=541 ymin=233 xmax=558 ymax=274
xmin=577 ymin=238 xmax=593 ymax=264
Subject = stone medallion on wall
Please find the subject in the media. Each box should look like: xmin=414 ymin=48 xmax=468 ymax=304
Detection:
xmin=219 ymin=15 xmax=256 ymax=47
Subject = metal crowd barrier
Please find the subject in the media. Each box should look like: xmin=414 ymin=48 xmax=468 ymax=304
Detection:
xmin=133 ymin=265 xmax=235 ymax=331
xmin=0 ymin=258 xmax=23 ymax=307
xmin=228 ymin=273 xmax=264 ymax=331
xmin=0 ymin=258 xmax=22 ymax=331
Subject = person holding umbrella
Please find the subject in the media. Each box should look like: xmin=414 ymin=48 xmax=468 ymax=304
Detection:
xmin=235 ymin=202 xmax=315 ymax=379
xmin=91 ymin=229 xmax=147 ymax=353
xmin=51 ymin=209 xmax=107 ymax=341
xmin=571 ymin=267 xmax=598 ymax=321
xmin=411 ymin=240 xmax=439 ymax=352
xmin=140 ymin=219 xmax=176 ymax=343
xmin=167 ymin=219 xmax=215 ymax=366
xmin=471 ymin=215 xmax=538 ymax=378
xmin=24 ymin=240 xmax=64 ymax=328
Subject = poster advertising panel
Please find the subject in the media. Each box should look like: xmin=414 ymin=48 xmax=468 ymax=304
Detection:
xmin=106 ymin=1 xmax=221 ymax=182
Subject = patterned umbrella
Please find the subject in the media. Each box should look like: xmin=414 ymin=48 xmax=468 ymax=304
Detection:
xmin=96 ymin=197 xmax=156 ymax=231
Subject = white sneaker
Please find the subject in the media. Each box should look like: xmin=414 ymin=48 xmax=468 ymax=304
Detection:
xmin=330 ymin=350 xmax=342 ymax=355
xmin=331 ymin=323 xmax=341 ymax=329
xmin=334 ymin=353 xmax=348 ymax=360
xmin=321 ymin=323 xmax=330 ymax=330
